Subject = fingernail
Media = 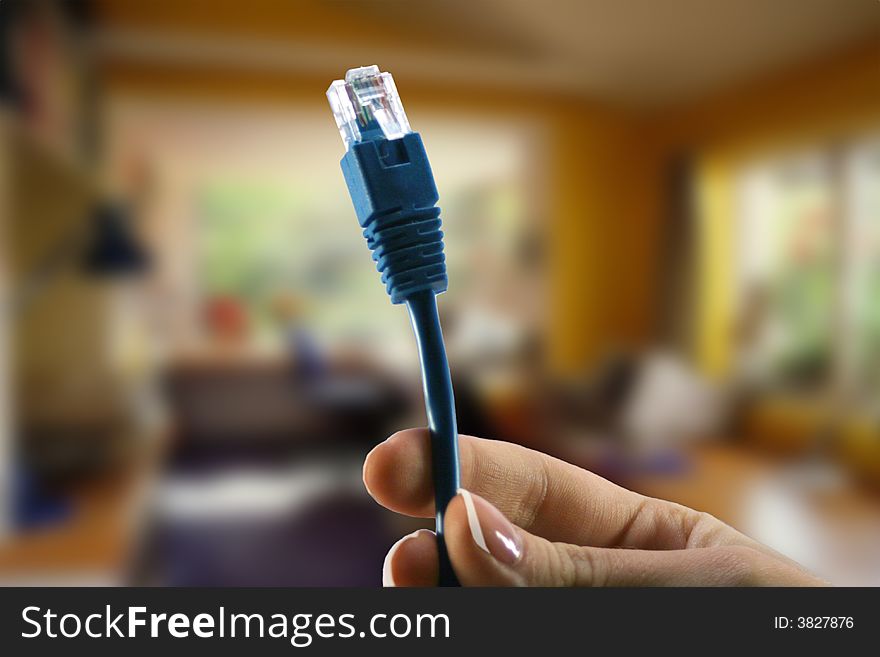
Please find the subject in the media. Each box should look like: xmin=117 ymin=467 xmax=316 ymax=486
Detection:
xmin=383 ymin=529 xmax=431 ymax=587
xmin=458 ymin=488 xmax=522 ymax=565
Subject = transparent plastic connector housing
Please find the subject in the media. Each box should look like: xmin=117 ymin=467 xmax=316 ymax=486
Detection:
xmin=327 ymin=65 xmax=412 ymax=150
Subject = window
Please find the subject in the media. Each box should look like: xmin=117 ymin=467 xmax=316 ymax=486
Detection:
xmin=843 ymin=137 xmax=880 ymax=397
xmin=108 ymin=100 xmax=543 ymax=369
xmin=736 ymin=134 xmax=880 ymax=406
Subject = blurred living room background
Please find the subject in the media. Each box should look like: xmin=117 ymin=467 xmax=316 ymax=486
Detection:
xmin=1 ymin=0 xmax=879 ymax=586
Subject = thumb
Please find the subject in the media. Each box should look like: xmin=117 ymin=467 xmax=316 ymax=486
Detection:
xmin=445 ymin=489 xmax=820 ymax=586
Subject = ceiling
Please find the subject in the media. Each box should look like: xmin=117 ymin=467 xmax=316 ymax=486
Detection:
xmin=95 ymin=0 xmax=880 ymax=108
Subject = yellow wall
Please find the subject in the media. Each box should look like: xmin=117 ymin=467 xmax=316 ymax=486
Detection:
xmin=548 ymin=106 xmax=662 ymax=373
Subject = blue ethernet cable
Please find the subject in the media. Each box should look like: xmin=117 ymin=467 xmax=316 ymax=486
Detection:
xmin=327 ymin=66 xmax=461 ymax=586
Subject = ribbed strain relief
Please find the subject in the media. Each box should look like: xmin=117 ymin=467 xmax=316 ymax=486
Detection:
xmin=363 ymin=206 xmax=448 ymax=304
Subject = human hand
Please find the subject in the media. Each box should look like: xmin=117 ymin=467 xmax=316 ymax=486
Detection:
xmin=363 ymin=429 xmax=827 ymax=586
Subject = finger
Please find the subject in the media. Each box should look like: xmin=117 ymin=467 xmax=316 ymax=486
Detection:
xmin=445 ymin=490 xmax=827 ymax=587
xmin=365 ymin=429 xmax=738 ymax=550
xmin=382 ymin=529 xmax=438 ymax=587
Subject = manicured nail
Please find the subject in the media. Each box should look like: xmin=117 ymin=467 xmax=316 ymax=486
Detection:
xmin=383 ymin=529 xmax=431 ymax=587
xmin=458 ymin=488 xmax=522 ymax=565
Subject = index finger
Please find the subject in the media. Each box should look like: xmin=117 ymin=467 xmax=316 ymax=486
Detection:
xmin=363 ymin=429 xmax=705 ymax=549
